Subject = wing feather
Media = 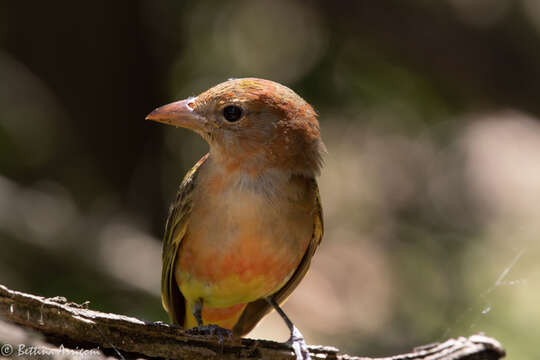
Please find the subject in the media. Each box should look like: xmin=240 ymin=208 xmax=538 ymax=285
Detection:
xmin=161 ymin=154 xmax=208 ymax=325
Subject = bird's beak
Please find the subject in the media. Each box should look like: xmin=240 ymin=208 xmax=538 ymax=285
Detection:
xmin=145 ymin=98 xmax=205 ymax=131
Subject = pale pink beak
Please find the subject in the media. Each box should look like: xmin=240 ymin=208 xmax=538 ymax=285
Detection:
xmin=146 ymin=98 xmax=205 ymax=131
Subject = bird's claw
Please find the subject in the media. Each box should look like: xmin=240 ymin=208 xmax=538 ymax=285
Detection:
xmin=287 ymin=326 xmax=312 ymax=360
xmin=186 ymin=324 xmax=234 ymax=344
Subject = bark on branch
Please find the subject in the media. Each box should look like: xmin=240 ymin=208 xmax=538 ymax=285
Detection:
xmin=0 ymin=284 xmax=505 ymax=360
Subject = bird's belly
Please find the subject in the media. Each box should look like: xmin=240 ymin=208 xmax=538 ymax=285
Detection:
xmin=175 ymin=189 xmax=312 ymax=308
xmin=176 ymin=257 xmax=293 ymax=308
xmin=175 ymin=228 xmax=303 ymax=308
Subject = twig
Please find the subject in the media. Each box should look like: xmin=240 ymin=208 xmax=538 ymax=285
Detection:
xmin=0 ymin=284 xmax=505 ymax=360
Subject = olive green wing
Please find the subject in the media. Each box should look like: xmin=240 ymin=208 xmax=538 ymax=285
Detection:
xmin=233 ymin=179 xmax=324 ymax=336
xmin=161 ymin=153 xmax=208 ymax=325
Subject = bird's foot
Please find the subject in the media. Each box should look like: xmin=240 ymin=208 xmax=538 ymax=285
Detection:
xmin=286 ymin=326 xmax=312 ymax=360
xmin=186 ymin=324 xmax=233 ymax=343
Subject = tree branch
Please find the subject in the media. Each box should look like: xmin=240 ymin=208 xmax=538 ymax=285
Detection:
xmin=0 ymin=284 xmax=505 ymax=360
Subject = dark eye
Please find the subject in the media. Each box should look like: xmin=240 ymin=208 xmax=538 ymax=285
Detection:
xmin=223 ymin=105 xmax=243 ymax=122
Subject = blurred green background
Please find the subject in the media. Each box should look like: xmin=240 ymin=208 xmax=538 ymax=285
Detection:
xmin=1 ymin=0 xmax=539 ymax=358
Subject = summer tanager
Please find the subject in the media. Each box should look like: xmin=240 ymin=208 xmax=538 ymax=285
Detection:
xmin=146 ymin=78 xmax=324 ymax=359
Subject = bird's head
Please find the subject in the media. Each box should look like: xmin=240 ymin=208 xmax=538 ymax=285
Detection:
xmin=146 ymin=78 xmax=325 ymax=177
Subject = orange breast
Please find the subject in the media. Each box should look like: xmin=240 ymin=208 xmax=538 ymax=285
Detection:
xmin=175 ymin=168 xmax=314 ymax=310
xmin=177 ymin=223 xmax=303 ymax=293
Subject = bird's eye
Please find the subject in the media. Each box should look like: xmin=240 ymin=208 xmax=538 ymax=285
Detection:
xmin=223 ymin=105 xmax=243 ymax=122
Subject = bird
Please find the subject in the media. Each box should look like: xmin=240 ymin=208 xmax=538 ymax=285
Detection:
xmin=146 ymin=78 xmax=324 ymax=360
